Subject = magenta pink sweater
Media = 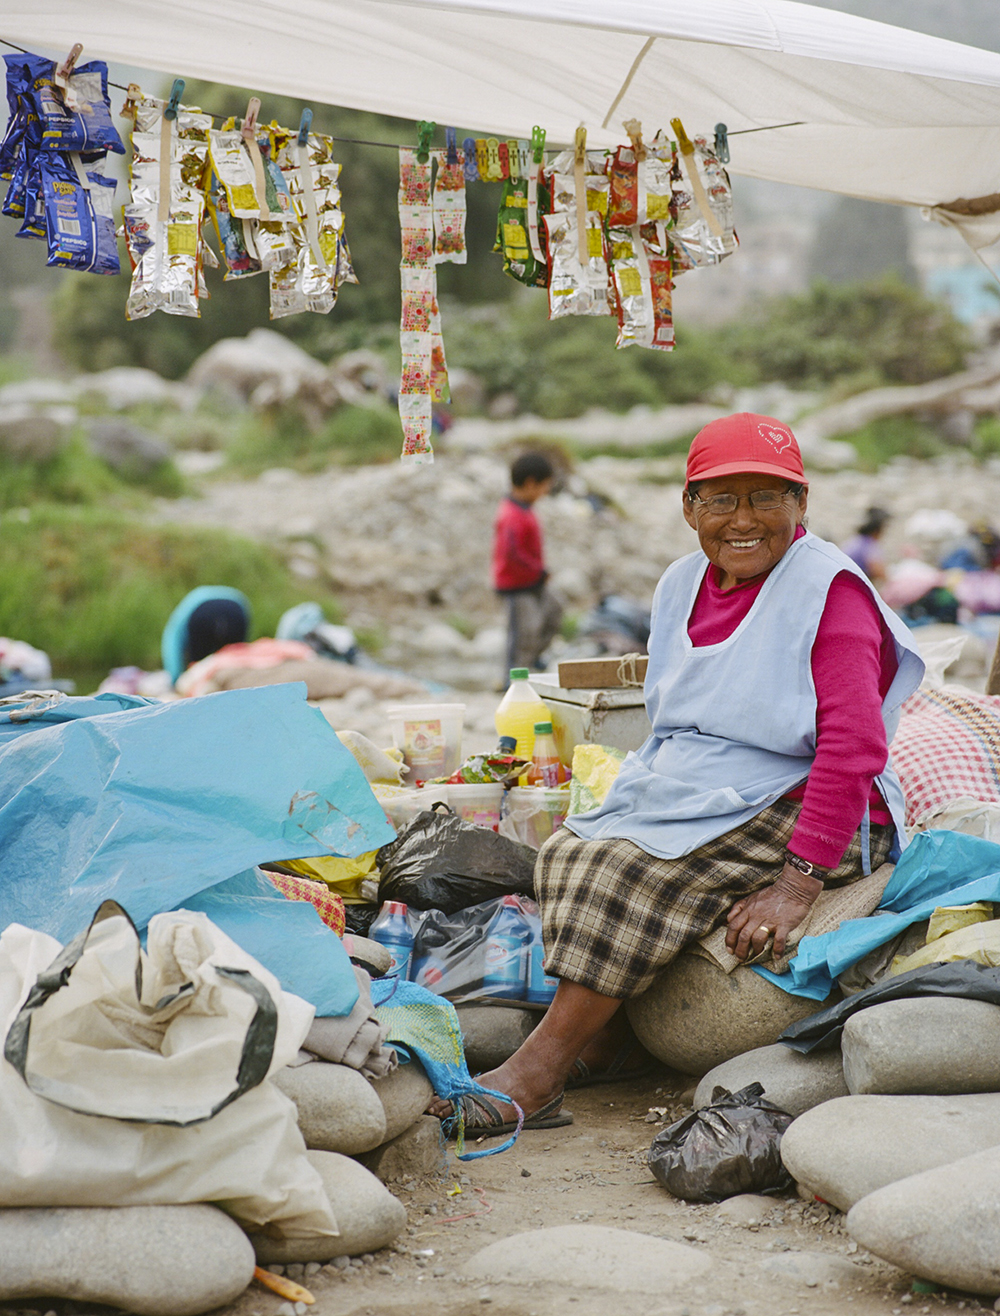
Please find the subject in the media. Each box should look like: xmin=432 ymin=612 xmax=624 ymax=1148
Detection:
xmin=687 ymin=529 xmax=897 ymax=869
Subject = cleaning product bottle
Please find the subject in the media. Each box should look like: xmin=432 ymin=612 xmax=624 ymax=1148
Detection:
xmin=369 ymin=900 xmax=415 ymax=979
xmin=527 ymin=721 xmax=561 ymax=787
xmin=494 ymin=668 xmax=551 ymax=762
xmin=525 ymin=919 xmax=559 ymax=1005
xmin=481 ymin=894 xmax=530 ymax=1000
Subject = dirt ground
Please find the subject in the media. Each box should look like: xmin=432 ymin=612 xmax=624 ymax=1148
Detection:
xmin=212 ymin=1074 xmax=991 ymax=1316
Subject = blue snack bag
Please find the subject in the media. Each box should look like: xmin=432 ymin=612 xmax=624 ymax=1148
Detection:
xmin=39 ymin=153 xmax=120 ymax=274
xmin=22 ymin=53 xmax=124 ymax=156
xmin=15 ymin=155 xmax=45 ymax=237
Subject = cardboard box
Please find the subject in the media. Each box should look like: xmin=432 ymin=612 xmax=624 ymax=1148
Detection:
xmin=557 ymin=656 xmax=648 ymax=689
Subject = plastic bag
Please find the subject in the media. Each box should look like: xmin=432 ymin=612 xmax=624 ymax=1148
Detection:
xmin=404 ymin=894 xmax=543 ymax=1002
xmin=781 ymin=959 xmax=1000 ymax=1054
xmin=649 ymin=1082 xmax=794 ymax=1202
xmin=377 ymin=803 xmax=537 ymax=913
xmin=0 ymin=910 xmax=336 ymax=1238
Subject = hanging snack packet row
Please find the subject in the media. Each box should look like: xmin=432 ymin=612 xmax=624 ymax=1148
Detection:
xmin=2 ymin=51 xmax=123 ymax=276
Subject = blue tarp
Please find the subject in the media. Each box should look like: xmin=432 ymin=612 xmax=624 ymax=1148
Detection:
xmin=0 ymin=684 xmax=396 ymax=1015
xmin=756 ymin=830 xmax=1000 ymax=1000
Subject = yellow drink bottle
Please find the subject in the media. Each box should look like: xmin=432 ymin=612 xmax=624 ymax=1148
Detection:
xmin=494 ymin=667 xmax=551 ymax=762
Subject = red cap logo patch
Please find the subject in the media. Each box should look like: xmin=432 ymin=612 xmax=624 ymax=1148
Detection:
xmin=758 ymin=421 xmax=793 ymax=453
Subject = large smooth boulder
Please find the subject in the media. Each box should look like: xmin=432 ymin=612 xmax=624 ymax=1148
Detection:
xmin=0 ymin=404 xmax=74 ymax=460
xmin=359 ymin=1115 xmax=444 ymax=1182
xmin=694 ymin=1043 xmax=848 ymax=1116
xmin=456 ymin=1004 xmax=538 ymax=1073
xmin=780 ymin=1093 xmax=1000 ymax=1210
xmin=847 ymin=1145 xmax=1000 ymax=1296
xmin=0 ymin=1204 xmax=254 ymax=1316
xmin=249 ymin=1151 xmax=406 ymax=1263
xmin=627 ymin=954 xmax=830 ymax=1075
xmin=463 ymin=1225 xmax=711 ymax=1293
xmin=87 ymin=418 xmax=172 ymax=475
xmin=842 ymin=998 xmax=1000 ymax=1095
xmin=370 ymin=1059 xmax=434 ymax=1142
xmin=272 ymin=1062 xmax=387 ymax=1154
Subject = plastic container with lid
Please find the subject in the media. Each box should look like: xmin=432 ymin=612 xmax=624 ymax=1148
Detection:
xmin=378 ymin=786 xmax=448 ymax=832
xmin=445 ymin=781 xmax=505 ymax=831
xmin=386 ymin=703 xmax=465 ymax=782
xmin=495 ymin=669 xmax=551 ymax=761
xmin=499 ymin=785 xmax=569 ymax=849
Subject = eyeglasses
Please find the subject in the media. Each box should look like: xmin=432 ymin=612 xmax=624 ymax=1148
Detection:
xmin=688 ymin=489 xmax=794 ymax=516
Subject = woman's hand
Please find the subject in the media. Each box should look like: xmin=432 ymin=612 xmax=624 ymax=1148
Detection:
xmin=725 ymin=863 xmax=824 ymax=962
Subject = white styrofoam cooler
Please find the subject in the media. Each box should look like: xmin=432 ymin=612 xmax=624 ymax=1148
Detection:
xmin=531 ymin=674 xmax=652 ymax=764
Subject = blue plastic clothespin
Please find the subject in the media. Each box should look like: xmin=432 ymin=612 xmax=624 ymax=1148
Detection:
xmin=445 ymin=126 xmax=459 ymax=165
xmin=463 ymin=137 xmax=478 ymax=183
xmin=164 ymin=79 xmax=185 ymax=122
xmin=714 ymin=122 xmax=730 ymax=164
xmin=416 ymin=120 xmax=436 ymax=164
xmin=530 ymin=124 xmax=546 ymax=166
xmin=297 ymin=107 xmax=313 ymax=147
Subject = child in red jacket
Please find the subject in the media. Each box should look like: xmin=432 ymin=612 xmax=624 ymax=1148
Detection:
xmin=493 ymin=452 xmax=563 ymax=683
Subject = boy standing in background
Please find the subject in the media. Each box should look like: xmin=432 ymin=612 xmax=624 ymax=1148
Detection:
xmin=493 ymin=452 xmax=563 ymax=684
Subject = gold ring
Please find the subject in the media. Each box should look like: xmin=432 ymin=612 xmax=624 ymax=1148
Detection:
xmin=756 ymin=925 xmax=773 ymax=936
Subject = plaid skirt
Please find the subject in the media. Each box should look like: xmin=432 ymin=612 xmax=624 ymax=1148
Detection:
xmin=535 ymin=798 xmax=894 ymax=999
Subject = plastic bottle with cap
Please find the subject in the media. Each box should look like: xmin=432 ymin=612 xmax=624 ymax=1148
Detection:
xmin=494 ymin=668 xmax=551 ymax=762
xmin=482 ymin=894 xmax=530 ymax=1000
xmin=369 ymin=900 xmax=415 ymax=980
xmin=526 ymin=721 xmax=561 ymax=787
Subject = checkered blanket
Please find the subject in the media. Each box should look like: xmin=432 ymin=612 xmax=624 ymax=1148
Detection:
xmin=265 ymin=870 xmax=346 ymax=936
xmin=891 ymin=687 xmax=1000 ymax=826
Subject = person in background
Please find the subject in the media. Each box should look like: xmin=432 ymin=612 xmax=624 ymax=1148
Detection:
xmin=841 ymin=507 xmax=891 ymax=585
xmin=493 ymin=452 xmax=563 ymax=683
xmin=161 ymin=586 xmax=251 ymax=687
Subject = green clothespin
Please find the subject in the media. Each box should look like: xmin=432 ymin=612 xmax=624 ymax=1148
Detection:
xmin=531 ymin=125 xmax=546 ymax=166
xmin=416 ymin=120 xmax=436 ymax=164
xmin=164 ymin=79 xmax=185 ymax=122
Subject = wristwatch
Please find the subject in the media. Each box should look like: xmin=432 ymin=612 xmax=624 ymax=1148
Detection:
xmin=784 ymin=849 xmax=820 ymax=879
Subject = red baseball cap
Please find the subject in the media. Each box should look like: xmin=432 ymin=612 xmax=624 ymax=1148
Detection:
xmin=686 ymin=413 xmax=807 ymax=487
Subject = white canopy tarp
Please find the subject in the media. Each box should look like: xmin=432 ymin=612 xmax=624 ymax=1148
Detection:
xmin=5 ymin=0 xmax=1000 ymax=246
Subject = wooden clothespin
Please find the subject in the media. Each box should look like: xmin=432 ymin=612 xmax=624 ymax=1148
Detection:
xmin=296 ymin=108 xmax=326 ymax=270
xmin=574 ymin=125 xmax=588 ymax=265
xmin=157 ymin=80 xmax=185 ymax=224
xmin=623 ymin=118 xmax=646 ymax=162
xmin=241 ymin=97 xmax=269 ymax=220
xmin=416 ymin=120 xmax=435 ymax=165
xmin=714 ymin=123 xmax=730 ymax=164
xmin=54 ymin=42 xmax=83 ymax=109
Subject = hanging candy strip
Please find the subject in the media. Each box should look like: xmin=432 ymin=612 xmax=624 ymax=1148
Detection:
xmin=397 ymin=146 xmax=436 ymax=465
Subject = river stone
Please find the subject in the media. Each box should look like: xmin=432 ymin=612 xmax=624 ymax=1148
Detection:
xmin=87 ymin=418 xmax=172 ymax=475
xmin=847 ymin=1145 xmax=1000 ymax=1295
xmin=0 ymin=405 xmax=74 ymax=460
xmin=627 ymin=953 xmax=830 ymax=1075
xmin=272 ymin=1062 xmax=386 ymax=1154
xmin=370 ymin=1059 xmax=434 ymax=1142
xmin=0 ymin=1204 xmax=254 ymax=1316
xmin=714 ymin=1193 xmax=782 ymax=1225
xmin=780 ymin=1092 xmax=1000 ymax=1210
xmin=759 ymin=1250 xmax=862 ymax=1288
xmin=842 ymin=997 xmax=1000 ymax=1095
xmin=359 ymin=1115 xmax=444 ymax=1182
xmin=249 ymin=1151 xmax=406 ymax=1263
xmin=463 ymin=1225 xmax=712 ymax=1293
xmin=456 ymin=1004 xmax=538 ymax=1072
xmin=694 ymin=1043 xmax=848 ymax=1116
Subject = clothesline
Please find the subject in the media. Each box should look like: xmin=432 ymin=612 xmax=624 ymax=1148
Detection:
xmin=0 ymin=35 xmax=802 ymax=153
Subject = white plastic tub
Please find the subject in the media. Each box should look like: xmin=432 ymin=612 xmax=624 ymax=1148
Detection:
xmin=386 ymin=703 xmax=465 ymax=782
xmin=499 ymin=786 xmax=570 ymax=849
xmin=446 ymin=782 xmax=505 ymax=831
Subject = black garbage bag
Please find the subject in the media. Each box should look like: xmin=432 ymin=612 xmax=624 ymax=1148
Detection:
xmin=648 ymin=1082 xmax=794 ymax=1202
xmin=780 ymin=960 xmax=1000 ymax=1054
xmin=377 ymin=803 xmax=537 ymax=913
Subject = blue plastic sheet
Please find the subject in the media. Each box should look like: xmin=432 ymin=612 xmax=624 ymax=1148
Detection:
xmin=0 ymin=685 xmax=394 ymax=970
xmin=180 ymin=868 xmax=358 ymax=1017
xmin=756 ymin=829 xmax=1000 ymax=1000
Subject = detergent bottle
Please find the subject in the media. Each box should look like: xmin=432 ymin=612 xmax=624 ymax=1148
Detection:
xmin=369 ymin=901 xmax=415 ymax=979
xmin=494 ymin=668 xmax=551 ymax=762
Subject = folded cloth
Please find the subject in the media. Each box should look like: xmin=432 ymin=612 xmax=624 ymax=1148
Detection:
xmin=693 ymin=861 xmax=896 ymax=976
xmin=301 ymin=966 xmax=397 ymax=1079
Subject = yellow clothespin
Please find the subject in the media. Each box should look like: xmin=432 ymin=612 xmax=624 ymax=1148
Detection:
xmin=54 ymin=42 xmax=83 ymax=110
xmin=670 ymin=116 xmax=723 ymax=238
xmin=506 ymin=138 xmax=521 ymax=180
xmin=670 ymin=117 xmax=694 ymax=157
xmin=623 ymin=117 xmax=646 ymax=163
xmin=484 ymin=138 xmax=503 ymax=181
xmin=574 ymin=124 xmax=588 ymax=266
xmin=474 ymin=138 xmax=489 ymax=180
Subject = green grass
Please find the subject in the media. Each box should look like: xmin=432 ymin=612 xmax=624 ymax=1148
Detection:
xmin=834 ymin=415 xmax=948 ymax=471
xmin=0 ymin=433 xmax=186 ymax=509
xmin=225 ymin=403 xmax=403 ymax=475
xmin=0 ymin=504 xmax=342 ymax=686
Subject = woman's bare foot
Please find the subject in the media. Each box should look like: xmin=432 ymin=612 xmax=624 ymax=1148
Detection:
xmin=426 ymin=1048 xmax=566 ymax=1122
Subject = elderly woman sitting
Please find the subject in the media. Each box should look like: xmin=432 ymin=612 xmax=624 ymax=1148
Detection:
xmin=432 ymin=413 xmax=924 ymax=1136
